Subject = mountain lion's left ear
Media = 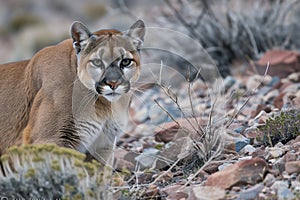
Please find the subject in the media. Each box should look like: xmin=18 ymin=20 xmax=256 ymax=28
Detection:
xmin=70 ymin=21 xmax=92 ymax=54
xmin=127 ymin=20 xmax=145 ymax=49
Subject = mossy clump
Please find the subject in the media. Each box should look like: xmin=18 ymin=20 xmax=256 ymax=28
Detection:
xmin=0 ymin=144 xmax=112 ymax=199
xmin=258 ymin=109 xmax=300 ymax=146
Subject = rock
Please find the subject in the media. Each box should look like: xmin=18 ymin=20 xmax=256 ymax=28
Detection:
xmin=218 ymin=163 xmax=233 ymax=171
xmin=239 ymin=144 xmax=256 ymax=155
xmin=258 ymin=86 xmax=273 ymax=96
xmin=263 ymin=173 xmax=276 ymax=187
xmin=143 ymin=184 xmax=159 ymax=198
xmin=273 ymin=92 xmax=285 ymax=109
xmin=277 ymin=186 xmax=295 ymax=200
xmin=268 ymin=76 xmax=281 ymax=87
xmin=282 ymin=151 xmax=297 ymax=162
xmin=203 ymin=161 xmax=223 ymax=174
xmin=133 ymin=106 xmax=149 ymax=123
xmin=237 ymin=183 xmax=264 ymax=200
xmin=292 ymin=90 xmax=300 ymax=107
xmin=114 ymin=148 xmax=135 ymax=171
xmin=160 ymin=184 xmax=189 ymax=200
xmin=134 ymin=123 xmax=155 ymax=137
xmin=288 ymin=72 xmax=300 ymax=82
xmin=250 ymin=104 xmax=272 ymax=118
xmin=255 ymin=50 xmax=300 ymax=78
xmin=235 ymin=138 xmax=250 ymax=152
xmin=282 ymin=83 xmax=300 ymax=94
xmin=223 ymin=76 xmax=236 ymax=91
xmin=285 ymin=161 xmax=300 ymax=174
xmin=156 ymin=136 xmax=193 ymax=169
xmin=291 ymin=180 xmax=300 ymax=191
xmin=190 ymin=186 xmax=226 ymax=200
xmin=246 ymin=75 xmax=263 ymax=90
xmin=271 ymin=180 xmax=288 ymax=191
xmin=205 ymin=157 xmax=268 ymax=189
xmin=135 ymin=148 xmax=159 ymax=169
xmin=267 ymin=147 xmax=284 ymax=158
xmin=263 ymin=89 xmax=279 ymax=103
xmin=270 ymin=181 xmax=296 ymax=200
xmin=155 ymin=117 xmax=205 ymax=143
xmin=149 ymin=103 xmax=168 ymax=125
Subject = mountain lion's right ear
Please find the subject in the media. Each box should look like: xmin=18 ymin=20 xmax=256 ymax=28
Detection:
xmin=70 ymin=21 xmax=92 ymax=54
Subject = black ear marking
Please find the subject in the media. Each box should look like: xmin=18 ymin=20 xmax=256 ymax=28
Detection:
xmin=70 ymin=21 xmax=92 ymax=54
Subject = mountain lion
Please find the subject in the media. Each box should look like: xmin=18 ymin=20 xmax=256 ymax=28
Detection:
xmin=0 ymin=20 xmax=145 ymax=163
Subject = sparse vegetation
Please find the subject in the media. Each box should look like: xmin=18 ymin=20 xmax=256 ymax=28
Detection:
xmin=162 ymin=0 xmax=300 ymax=76
xmin=0 ymin=144 xmax=112 ymax=199
xmin=258 ymin=109 xmax=300 ymax=146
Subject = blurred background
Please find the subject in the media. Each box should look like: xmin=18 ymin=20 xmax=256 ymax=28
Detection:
xmin=0 ymin=0 xmax=300 ymax=77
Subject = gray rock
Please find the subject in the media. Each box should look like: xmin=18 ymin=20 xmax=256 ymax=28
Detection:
xmin=223 ymin=76 xmax=236 ymax=91
xmin=218 ymin=163 xmax=233 ymax=171
xmin=237 ymin=183 xmax=264 ymax=200
xmin=191 ymin=186 xmax=226 ymax=200
xmin=271 ymin=181 xmax=289 ymax=191
xmin=239 ymin=144 xmax=256 ymax=154
xmin=135 ymin=148 xmax=159 ymax=169
xmin=268 ymin=76 xmax=280 ymax=87
xmin=267 ymin=147 xmax=284 ymax=158
xmin=270 ymin=180 xmax=295 ymax=199
xmin=263 ymin=89 xmax=279 ymax=102
xmin=133 ymin=106 xmax=149 ymax=123
xmin=277 ymin=187 xmax=295 ymax=200
xmin=235 ymin=138 xmax=250 ymax=152
xmin=263 ymin=173 xmax=276 ymax=187
xmin=148 ymin=103 xmax=168 ymax=125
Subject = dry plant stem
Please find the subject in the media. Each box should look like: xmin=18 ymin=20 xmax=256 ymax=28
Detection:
xmin=117 ymin=0 xmax=137 ymax=19
xmin=150 ymin=63 xmax=200 ymax=134
xmin=164 ymin=0 xmax=201 ymax=40
xmin=150 ymin=157 xmax=182 ymax=185
xmin=188 ymin=82 xmax=204 ymax=134
xmin=226 ymin=62 xmax=270 ymax=128
xmin=154 ymin=99 xmax=180 ymax=128
xmin=182 ymin=152 xmax=215 ymax=188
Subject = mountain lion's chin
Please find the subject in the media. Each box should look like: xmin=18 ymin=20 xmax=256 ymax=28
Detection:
xmin=103 ymin=93 xmax=122 ymax=102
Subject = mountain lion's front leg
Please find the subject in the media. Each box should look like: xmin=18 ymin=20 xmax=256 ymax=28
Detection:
xmin=22 ymin=88 xmax=69 ymax=145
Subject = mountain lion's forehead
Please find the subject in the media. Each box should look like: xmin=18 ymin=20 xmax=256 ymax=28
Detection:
xmin=84 ymin=32 xmax=136 ymax=55
xmin=100 ymin=46 xmax=133 ymax=60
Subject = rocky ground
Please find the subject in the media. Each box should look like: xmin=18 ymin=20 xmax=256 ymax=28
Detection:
xmin=1 ymin=1 xmax=300 ymax=199
xmin=113 ymin=50 xmax=300 ymax=199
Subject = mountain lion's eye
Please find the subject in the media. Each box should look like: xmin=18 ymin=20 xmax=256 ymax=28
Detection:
xmin=120 ymin=58 xmax=133 ymax=67
xmin=91 ymin=59 xmax=103 ymax=68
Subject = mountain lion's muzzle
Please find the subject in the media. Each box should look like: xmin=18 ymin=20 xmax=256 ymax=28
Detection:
xmin=95 ymin=64 xmax=130 ymax=101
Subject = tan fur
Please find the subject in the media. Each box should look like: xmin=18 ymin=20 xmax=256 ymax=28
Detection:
xmin=0 ymin=20 xmax=145 ymax=163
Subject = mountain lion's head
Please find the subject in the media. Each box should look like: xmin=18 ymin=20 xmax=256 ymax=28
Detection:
xmin=71 ymin=20 xmax=145 ymax=102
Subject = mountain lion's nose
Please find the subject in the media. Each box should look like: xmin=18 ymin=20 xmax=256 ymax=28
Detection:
xmin=106 ymin=80 xmax=121 ymax=90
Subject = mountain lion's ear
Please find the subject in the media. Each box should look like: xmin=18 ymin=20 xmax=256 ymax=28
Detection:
xmin=127 ymin=20 xmax=145 ymax=49
xmin=70 ymin=21 xmax=92 ymax=54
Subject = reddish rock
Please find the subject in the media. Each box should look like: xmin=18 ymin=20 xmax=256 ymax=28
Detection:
xmin=251 ymin=104 xmax=272 ymax=118
xmin=279 ymin=82 xmax=292 ymax=92
xmin=255 ymin=50 xmax=300 ymax=78
xmin=114 ymin=148 xmax=135 ymax=171
xmin=273 ymin=92 xmax=285 ymax=109
xmin=292 ymin=91 xmax=300 ymax=107
xmin=285 ymin=161 xmax=300 ymax=174
xmin=282 ymin=152 xmax=297 ymax=163
xmin=155 ymin=118 xmax=205 ymax=143
xmin=205 ymin=158 xmax=268 ymax=189
xmin=160 ymin=184 xmax=189 ymax=200
xmin=142 ymin=184 xmax=159 ymax=198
